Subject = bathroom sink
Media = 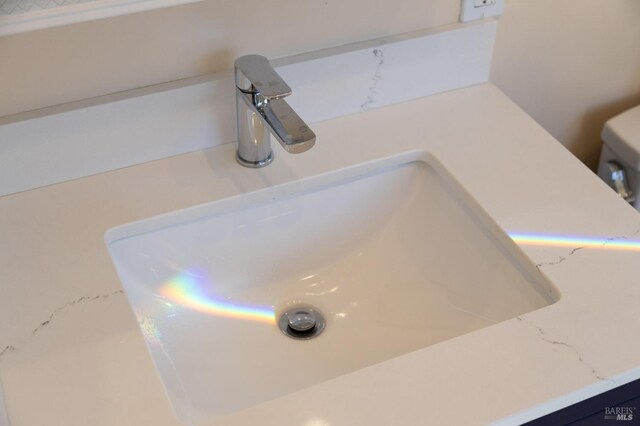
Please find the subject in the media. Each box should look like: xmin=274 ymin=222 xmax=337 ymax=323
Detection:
xmin=106 ymin=154 xmax=559 ymax=425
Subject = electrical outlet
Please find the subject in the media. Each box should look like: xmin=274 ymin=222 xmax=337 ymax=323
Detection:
xmin=460 ymin=0 xmax=504 ymax=22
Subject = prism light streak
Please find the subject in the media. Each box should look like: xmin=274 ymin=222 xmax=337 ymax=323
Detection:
xmin=159 ymin=271 xmax=275 ymax=324
xmin=508 ymin=233 xmax=640 ymax=251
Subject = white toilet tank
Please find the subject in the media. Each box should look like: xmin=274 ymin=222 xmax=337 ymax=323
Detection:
xmin=598 ymin=104 xmax=640 ymax=210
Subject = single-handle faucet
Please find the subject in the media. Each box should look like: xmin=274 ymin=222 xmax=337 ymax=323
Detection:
xmin=234 ymin=55 xmax=316 ymax=167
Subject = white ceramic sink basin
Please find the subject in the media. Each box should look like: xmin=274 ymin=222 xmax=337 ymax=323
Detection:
xmin=106 ymin=154 xmax=559 ymax=425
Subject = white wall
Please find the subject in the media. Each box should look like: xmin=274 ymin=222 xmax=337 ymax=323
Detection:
xmin=0 ymin=0 xmax=459 ymax=117
xmin=491 ymin=0 xmax=640 ymax=169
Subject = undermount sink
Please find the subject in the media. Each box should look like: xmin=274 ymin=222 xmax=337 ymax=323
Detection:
xmin=105 ymin=153 xmax=559 ymax=425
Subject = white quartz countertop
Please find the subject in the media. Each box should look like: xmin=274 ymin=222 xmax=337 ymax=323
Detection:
xmin=1 ymin=83 xmax=639 ymax=426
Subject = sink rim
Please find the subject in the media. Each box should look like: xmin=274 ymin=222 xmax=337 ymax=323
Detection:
xmin=105 ymin=149 xmax=560 ymax=306
xmin=105 ymin=151 xmax=430 ymax=246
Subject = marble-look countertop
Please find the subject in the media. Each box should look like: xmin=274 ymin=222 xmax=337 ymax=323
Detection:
xmin=1 ymin=83 xmax=639 ymax=426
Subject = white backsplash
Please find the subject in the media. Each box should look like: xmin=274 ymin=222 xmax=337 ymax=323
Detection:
xmin=0 ymin=20 xmax=496 ymax=196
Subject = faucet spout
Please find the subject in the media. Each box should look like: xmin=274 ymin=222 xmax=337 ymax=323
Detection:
xmin=234 ymin=55 xmax=315 ymax=168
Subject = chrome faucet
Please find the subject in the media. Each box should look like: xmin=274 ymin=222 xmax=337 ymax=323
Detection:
xmin=234 ymin=55 xmax=315 ymax=167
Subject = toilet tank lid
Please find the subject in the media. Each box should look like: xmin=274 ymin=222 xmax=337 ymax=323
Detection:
xmin=602 ymin=104 xmax=640 ymax=171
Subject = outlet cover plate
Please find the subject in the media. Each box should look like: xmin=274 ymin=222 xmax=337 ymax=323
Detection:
xmin=460 ymin=0 xmax=504 ymax=22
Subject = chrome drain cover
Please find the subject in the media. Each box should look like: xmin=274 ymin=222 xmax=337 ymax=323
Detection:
xmin=278 ymin=306 xmax=325 ymax=340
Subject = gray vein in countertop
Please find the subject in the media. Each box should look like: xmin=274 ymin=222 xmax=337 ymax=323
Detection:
xmin=0 ymin=346 xmax=15 ymax=359
xmin=597 ymin=225 xmax=640 ymax=253
xmin=360 ymin=48 xmax=384 ymax=110
xmin=608 ymin=224 xmax=640 ymax=243
xmin=535 ymin=224 xmax=640 ymax=270
xmin=516 ymin=316 xmax=614 ymax=383
xmin=32 ymin=290 xmax=124 ymax=336
xmin=535 ymin=246 xmax=584 ymax=269
xmin=0 ymin=290 xmax=124 ymax=362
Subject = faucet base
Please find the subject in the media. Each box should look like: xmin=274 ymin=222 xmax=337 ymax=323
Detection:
xmin=236 ymin=151 xmax=274 ymax=168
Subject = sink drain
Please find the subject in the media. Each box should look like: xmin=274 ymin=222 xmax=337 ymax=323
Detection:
xmin=278 ymin=306 xmax=325 ymax=340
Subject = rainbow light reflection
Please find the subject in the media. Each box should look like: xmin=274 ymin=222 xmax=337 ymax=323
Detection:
xmin=159 ymin=270 xmax=275 ymax=324
xmin=509 ymin=232 xmax=640 ymax=251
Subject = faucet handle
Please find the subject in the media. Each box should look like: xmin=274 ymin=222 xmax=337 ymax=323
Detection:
xmin=234 ymin=55 xmax=292 ymax=99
